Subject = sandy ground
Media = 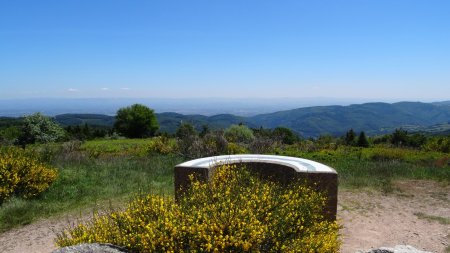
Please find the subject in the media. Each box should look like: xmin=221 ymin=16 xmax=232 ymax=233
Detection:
xmin=339 ymin=180 xmax=449 ymax=253
xmin=0 ymin=180 xmax=449 ymax=253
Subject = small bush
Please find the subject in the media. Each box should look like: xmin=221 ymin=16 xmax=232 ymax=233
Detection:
xmin=17 ymin=112 xmax=65 ymax=145
xmin=365 ymin=147 xmax=406 ymax=161
xmin=0 ymin=147 xmax=57 ymax=204
xmin=226 ymin=142 xmax=249 ymax=154
xmin=201 ymin=131 xmax=228 ymax=156
xmin=147 ymin=136 xmax=176 ymax=155
xmin=56 ymin=165 xmax=340 ymax=252
xmin=249 ymin=136 xmax=277 ymax=154
xmin=176 ymin=134 xmax=204 ymax=159
xmin=177 ymin=129 xmax=229 ymax=158
xmin=423 ymin=136 xmax=450 ymax=153
xmin=224 ymin=124 xmax=255 ymax=144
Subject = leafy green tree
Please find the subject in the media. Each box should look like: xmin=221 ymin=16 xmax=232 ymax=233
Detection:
xmin=272 ymin=127 xmax=299 ymax=145
xmin=372 ymin=134 xmax=390 ymax=145
xmin=17 ymin=113 xmax=65 ymax=145
xmin=176 ymin=122 xmax=197 ymax=139
xmin=252 ymin=127 xmax=272 ymax=139
xmin=224 ymin=124 xmax=255 ymax=143
xmin=407 ymin=133 xmax=427 ymax=148
xmin=391 ymin=128 xmax=408 ymax=146
xmin=114 ymin=104 xmax=159 ymax=138
xmin=357 ymin=131 xmax=369 ymax=147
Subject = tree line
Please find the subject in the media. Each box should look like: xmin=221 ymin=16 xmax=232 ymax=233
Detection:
xmin=1 ymin=103 xmax=449 ymax=153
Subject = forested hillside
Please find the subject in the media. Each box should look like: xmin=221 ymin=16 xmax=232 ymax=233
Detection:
xmin=2 ymin=101 xmax=449 ymax=138
xmin=249 ymin=102 xmax=450 ymax=137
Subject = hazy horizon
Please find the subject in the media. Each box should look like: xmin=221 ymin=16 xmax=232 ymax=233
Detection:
xmin=0 ymin=97 xmax=448 ymax=117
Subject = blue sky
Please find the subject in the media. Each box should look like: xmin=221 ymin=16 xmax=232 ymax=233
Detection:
xmin=1 ymin=0 xmax=449 ymax=101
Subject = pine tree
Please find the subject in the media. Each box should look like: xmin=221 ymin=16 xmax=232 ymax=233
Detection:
xmin=357 ymin=131 xmax=369 ymax=147
xmin=344 ymin=129 xmax=356 ymax=146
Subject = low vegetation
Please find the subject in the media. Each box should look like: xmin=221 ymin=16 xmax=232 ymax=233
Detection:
xmin=56 ymin=165 xmax=340 ymax=252
xmin=1 ymin=131 xmax=447 ymax=232
xmin=0 ymin=145 xmax=182 ymax=232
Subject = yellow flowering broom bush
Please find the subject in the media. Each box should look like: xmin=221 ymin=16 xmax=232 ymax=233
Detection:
xmin=0 ymin=147 xmax=58 ymax=204
xmin=56 ymin=164 xmax=340 ymax=252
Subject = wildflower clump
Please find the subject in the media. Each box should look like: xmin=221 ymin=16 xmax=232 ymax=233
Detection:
xmin=56 ymin=165 xmax=340 ymax=252
xmin=0 ymin=147 xmax=58 ymax=204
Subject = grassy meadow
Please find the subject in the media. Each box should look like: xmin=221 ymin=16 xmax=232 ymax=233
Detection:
xmin=1 ymin=136 xmax=449 ymax=233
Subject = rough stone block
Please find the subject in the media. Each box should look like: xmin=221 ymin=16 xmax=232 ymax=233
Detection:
xmin=52 ymin=243 xmax=129 ymax=253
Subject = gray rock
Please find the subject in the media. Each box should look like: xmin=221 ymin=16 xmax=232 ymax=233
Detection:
xmin=358 ymin=245 xmax=432 ymax=253
xmin=52 ymin=243 xmax=130 ymax=253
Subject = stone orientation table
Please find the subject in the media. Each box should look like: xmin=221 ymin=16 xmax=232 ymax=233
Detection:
xmin=174 ymin=154 xmax=338 ymax=221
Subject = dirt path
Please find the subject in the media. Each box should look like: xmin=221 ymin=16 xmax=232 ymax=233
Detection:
xmin=1 ymin=180 xmax=449 ymax=253
xmin=339 ymin=180 xmax=450 ymax=253
xmin=0 ymin=215 xmax=67 ymax=253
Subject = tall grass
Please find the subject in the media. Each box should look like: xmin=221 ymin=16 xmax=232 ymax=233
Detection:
xmin=0 ymin=152 xmax=183 ymax=232
xmin=330 ymin=159 xmax=449 ymax=192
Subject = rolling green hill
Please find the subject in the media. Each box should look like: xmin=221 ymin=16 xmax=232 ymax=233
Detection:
xmin=155 ymin=113 xmax=249 ymax=133
xmin=53 ymin=113 xmax=248 ymax=134
xmin=248 ymin=102 xmax=450 ymax=137
xmin=55 ymin=114 xmax=115 ymax=127
xmin=45 ymin=101 xmax=450 ymax=137
xmin=0 ymin=117 xmax=23 ymax=129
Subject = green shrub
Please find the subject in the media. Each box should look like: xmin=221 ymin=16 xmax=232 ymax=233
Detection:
xmin=224 ymin=124 xmax=255 ymax=144
xmin=423 ymin=136 xmax=450 ymax=153
xmin=177 ymin=129 xmax=229 ymax=158
xmin=0 ymin=147 xmax=57 ymax=204
xmin=17 ymin=112 xmax=65 ymax=145
xmin=201 ymin=131 xmax=228 ymax=156
xmin=147 ymin=136 xmax=177 ymax=155
xmin=56 ymin=165 xmax=340 ymax=252
xmin=272 ymin=127 xmax=299 ymax=145
xmin=364 ymin=147 xmax=407 ymax=161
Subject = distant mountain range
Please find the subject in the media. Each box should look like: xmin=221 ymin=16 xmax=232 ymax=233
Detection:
xmin=53 ymin=101 xmax=450 ymax=137
xmin=0 ymin=97 xmax=401 ymax=117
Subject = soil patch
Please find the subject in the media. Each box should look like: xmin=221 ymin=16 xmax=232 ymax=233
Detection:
xmin=339 ymin=180 xmax=450 ymax=253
